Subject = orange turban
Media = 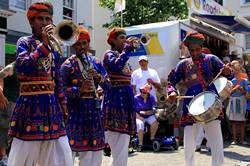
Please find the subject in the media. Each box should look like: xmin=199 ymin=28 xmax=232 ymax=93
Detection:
xmin=107 ymin=28 xmax=126 ymax=45
xmin=183 ymin=31 xmax=205 ymax=46
xmin=77 ymin=27 xmax=90 ymax=42
xmin=27 ymin=2 xmax=53 ymax=22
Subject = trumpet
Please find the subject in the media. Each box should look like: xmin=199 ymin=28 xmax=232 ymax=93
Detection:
xmin=45 ymin=20 xmax=79 ymax=55
xmin=127 ymin=34 xmax=151 ymax=49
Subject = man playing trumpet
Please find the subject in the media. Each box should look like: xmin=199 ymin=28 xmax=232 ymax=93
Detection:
xmin=8 ymin=2 xmax=73 ymax=166
xmin=60 ymin=27 xmax=107 ymax=166
xmin=102 ymin=28 xmax=139 ymax=166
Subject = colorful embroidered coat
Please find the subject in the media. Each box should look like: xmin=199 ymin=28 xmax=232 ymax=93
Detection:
xmin=103 ymin=48 xmax=136 ymax=135
xmin=60 ymin=54 xmax=107 ymax=151
xmin=168 ymin=53 xmax=233 ymax=127
xmin=8 ymin=36 xmax=67 ymax=140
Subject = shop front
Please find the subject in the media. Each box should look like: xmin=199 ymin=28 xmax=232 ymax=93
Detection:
xmin=185 ymin=0 xmax=250 ymax=60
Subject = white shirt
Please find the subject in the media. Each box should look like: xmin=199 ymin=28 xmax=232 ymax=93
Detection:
xmin=131 ymin=68 xmax=160 ymax=98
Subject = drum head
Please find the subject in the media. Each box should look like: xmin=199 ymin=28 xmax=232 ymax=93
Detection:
xmin=213 ymin=77 xmax=227 ymax=93
xmin=189 ymin=92 xmax=217 ymax=115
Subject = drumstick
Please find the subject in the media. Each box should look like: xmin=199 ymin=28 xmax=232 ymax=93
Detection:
xmin=208 ymin=69 xmax=223 ymax=87
xmin=176 ymin=95 xmax=194 ymax=99
xmin=208 ymin=63 xmax=230 ymax=87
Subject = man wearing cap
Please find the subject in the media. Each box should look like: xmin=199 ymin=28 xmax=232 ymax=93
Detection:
xmin=168 ymin=31 xmax=233 ymax=166
xmin=131 ymin=55 xmax=161 ymax=98
xmin=60 ymin=27 xmax=107 ymax=166
xmin=103 ymin=28 xmax=137 ymax=166
xmin=7 ymin=2 xmax=73 ymax=166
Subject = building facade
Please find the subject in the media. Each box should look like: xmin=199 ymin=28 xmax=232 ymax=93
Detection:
xmin=223 ymin=0 xmax=250 ymax=55
xmin=4 ymin=0 xmax=111 ymax=66
xmin=0 ymin=0 xmax=15 ymax=66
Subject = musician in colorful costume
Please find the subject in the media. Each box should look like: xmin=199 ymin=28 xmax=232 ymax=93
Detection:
xmin=60 ymin=27 xmax=107 ymax=166
xmin=168 ymin=32 xmax=233 ymax=166
xmin=102 ymin=28 xmax=136 ymax=166
xmin=7 ymin=2 xmax=73 ymax=166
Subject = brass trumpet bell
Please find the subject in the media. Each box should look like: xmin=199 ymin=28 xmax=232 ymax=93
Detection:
xmin=54 ymin=20 xmax=79 ymax=46
xmin=140 ymin=34 xmax=150 ymax=45
xmin=127 ymin=34 xmax=151 ymax=49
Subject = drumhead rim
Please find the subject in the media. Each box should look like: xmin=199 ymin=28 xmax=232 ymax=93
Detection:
xmin=188 ymin=91 xmax=219 ymax=115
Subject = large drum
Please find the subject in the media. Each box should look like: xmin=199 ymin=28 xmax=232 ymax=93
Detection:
xmin=188 ymin=91 xmax=222 ymax=124
xmin=212 ymin=77 xmax=232 ymax=101
xmin=154 ymin=100 xmax=177 ymax=121
xmin=155 ymin=82 xmax=178 ymax=121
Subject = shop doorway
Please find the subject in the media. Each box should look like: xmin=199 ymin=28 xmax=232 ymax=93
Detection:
xmin=202 ymin=33 xmax=229 ymax=60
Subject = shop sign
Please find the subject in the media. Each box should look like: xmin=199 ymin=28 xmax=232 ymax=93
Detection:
xmin=187 ymin=0 xmax=230 ymax=15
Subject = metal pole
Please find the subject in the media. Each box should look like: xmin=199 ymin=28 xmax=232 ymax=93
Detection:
xmin=121 ymin=5 xmax=123 ymax=27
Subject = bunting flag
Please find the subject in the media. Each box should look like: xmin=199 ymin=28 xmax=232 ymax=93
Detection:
xmin=114 ymin=0 xmax=125 ymax=13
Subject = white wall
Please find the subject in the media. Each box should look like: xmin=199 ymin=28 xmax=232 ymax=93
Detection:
xmin=76 ymin=0 xmax=92 ymax=26
xmin=7 ymin=0 xmax=63 ymax=34
xmin=7 ymin=8 xmax=30 ymax=33
xmin=92 ymin=0 xmax=111 ymax=58
xmin=75 ymin=0 xmax=111 ymax=58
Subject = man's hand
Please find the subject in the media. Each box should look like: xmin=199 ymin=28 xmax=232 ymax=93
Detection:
xmin=147 ymin=78 xmax=161 ymax=90
xmin=147 ymin=78 xmax=154 ymax=85
xmin=42 ymin=24 xmax=55 ymax=46
xmin=0 ymin=88 xmax=8 ymax=110
xmin=167 ymin=91 xmax=177 ymax=103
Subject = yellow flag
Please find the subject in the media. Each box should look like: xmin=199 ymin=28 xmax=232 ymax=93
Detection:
xmin=114 ymin=0 xmax=125 ymax=13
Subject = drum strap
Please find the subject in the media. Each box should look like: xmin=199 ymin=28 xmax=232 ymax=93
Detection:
xmin=233 ymin=78 xmax=243 ymax=88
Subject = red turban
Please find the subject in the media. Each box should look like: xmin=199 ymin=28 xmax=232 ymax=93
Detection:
xmin=183 ymin=31 xmax=205 ymax=46
xmin=77 ymin=27 xmax=90 ymax=43
xmin=107 ymin=28 xmax=126 ymax=45
xmin=27 ymin=2 xmax=53 ymax=22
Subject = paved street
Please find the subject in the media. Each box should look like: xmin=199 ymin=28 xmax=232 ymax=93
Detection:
xmin=74 ymin=141 xmax=250 ymax=166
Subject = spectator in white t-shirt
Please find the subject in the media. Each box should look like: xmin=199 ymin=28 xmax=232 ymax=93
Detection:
xmin=131 ymin=55 xmax=161 ymax=98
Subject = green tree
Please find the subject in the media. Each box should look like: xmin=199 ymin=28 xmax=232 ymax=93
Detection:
xmin=99 ymin=0 xmax=188 ymax=28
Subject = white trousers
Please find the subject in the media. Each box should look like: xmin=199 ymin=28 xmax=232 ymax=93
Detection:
xmin=195 ymin=123 xmax=210 ymax=148
xmin=106 ymin=131 xmax=130 ymax=166
xmin=184 ymin=120 xmax=224 ymax=166
xmin=8 ymin=136 xmax=73 ymax=166
xmin=73 ymin=151 xmax=102 ymax=166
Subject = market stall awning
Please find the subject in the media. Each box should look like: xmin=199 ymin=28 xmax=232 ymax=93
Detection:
xmin=192 ymin=14 xmax=250 ymax=34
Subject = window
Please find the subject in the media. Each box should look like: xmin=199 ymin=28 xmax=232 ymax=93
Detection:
xmin=63 ymin=0 xmax=74 ymax=20
xmin=246 ymin=35 xmax=250 ymax=50
xmin=9 ymin=0 xmax=26 ymax=11
xmin=214 ymin=0 xmax=223 ymax=5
